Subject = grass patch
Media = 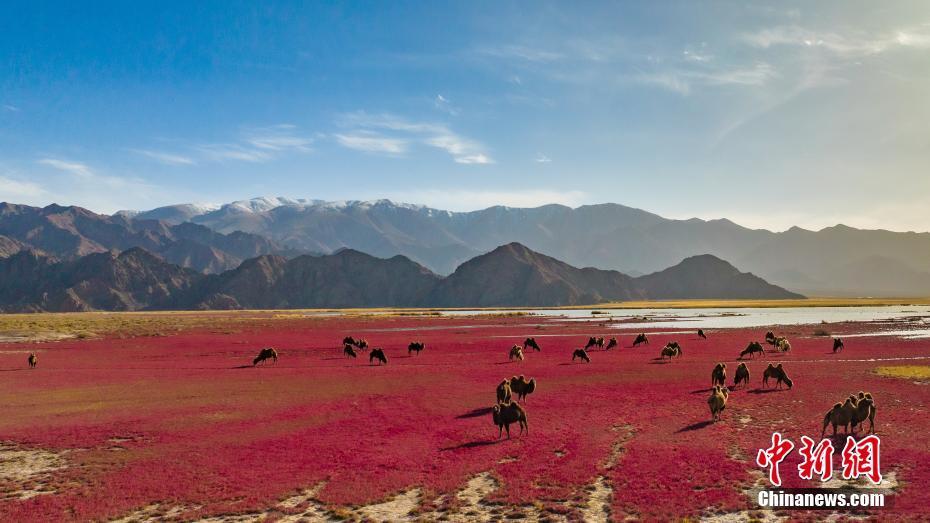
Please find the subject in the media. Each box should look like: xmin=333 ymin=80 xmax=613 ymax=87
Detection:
xmin=875 ymin=366 xmax=930 ymax=380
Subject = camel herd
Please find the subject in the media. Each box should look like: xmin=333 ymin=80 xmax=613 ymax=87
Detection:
xmin=822 ymin=391 xmax=876 ymax=437
xmin=27 ymin=322 xmax=855 ymax=437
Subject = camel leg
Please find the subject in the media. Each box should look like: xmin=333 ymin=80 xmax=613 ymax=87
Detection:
xmin=506 ymin=424 xmax=511 ymax=439
xmin=498 ymin=425 xmax=503 ymax=439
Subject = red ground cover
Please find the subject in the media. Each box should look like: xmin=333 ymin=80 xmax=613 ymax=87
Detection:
xmin=1 ymin=314 xmax=928 ymax=521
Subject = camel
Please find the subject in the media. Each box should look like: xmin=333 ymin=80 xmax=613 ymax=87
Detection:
xmin=698 ymin=329 xmax=707 ymax=340
xmin=660 ymin=344 xmax=682 ymax=360
xmin=633 ymin=333 xmax=649 ymax=347
xmin=572 ymin=348 xmax=590 ymax=363
xmin=370 ymin=348 xmax=388 ymax=365
xmin=342 ymin=336 xmax=357 ymax=347
xmin=253 ymin=348 xmax=278 ymax=366
xmin=850 ymin=393 xmax=876 ymax=434
xmin=492 ymin=402 xmax=528 ymax=439
xmin=355 ymin=339 xmax=369 ymax=350
xmin=523 ymin=337 xmax=541 ymax=352
xmin=28 ymin=352 xmax=37 ymax=369
xmin=740 ymin=342 xmax=765 ymax=359
xmin=833 ymin=338 xmax=844 ymax=353
xmin=343 ymin=344 xmax=357 ymax=358
xmin=585 ymin=337 xmax=605 ymax=350
xmin=765 ymin=331 xmax=777 ymax=346
xmin=496 ymin=380 xmax=513 ymax=404
xmin=509 ymin=345 xmax=524 ymax=361
xmin=509 ymin=375 xmax=537 ymax=402
xmin=774 ymin=337 xmax=791 ymax=352
xmin=733 ymin=362 xmax=750 ymax=389
xmin=708 ymin=385 xmax=729 ymax=422
xmin=711 ymin=363 xmax=727 ymax=387
xmin=762 ymin=363 xmax=793 ymax=389
xmin=605 ymin=337 xmax=618 ymax=350
xmin=822 ymin=398 xmax=857 ymax=437
xmin=408 ymin=341 xmax=425 ymax=355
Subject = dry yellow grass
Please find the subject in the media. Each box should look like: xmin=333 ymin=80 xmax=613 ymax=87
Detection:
xmin=875 ymin=366 xmax=930 ymax=380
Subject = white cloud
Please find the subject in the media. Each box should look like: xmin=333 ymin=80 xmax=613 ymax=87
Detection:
xmin=128 ymin=149 xmax=196 ymax=166
xmin=479 ymin=44 xmax=563 ymax=63
xmin=34 ymin=158 xmax=171 ymax=213
xmin=196 ymin=144 xmax=272 ymax=163
xmin=535 ymin=154 xmax=552 ymax=163
xmin=635 ymin=62 xmax=777 ymax=95
xmin=244 ymin=124 xmax=314 ymax=152
xmin=3 ymin=104 xmax=19 ymax=112
xmin=742 ymin=24 xmax=930 ymax=57
xmin=336 ymin=111 xmax=493 ymax=164
xmin=334 ymin=132 xmax=408 ymax=155
xmin=434 ymin=94 xmax=460 ymax=115
xmin=37 ymin=158 xmax=94 ymax=177
xmin=379 ymin=188 xmax=588 ymax=211
xmin=0 ymin=175 xmax=47 ymax=199
xmin=133 ymin=124 xmax=314 ymax=166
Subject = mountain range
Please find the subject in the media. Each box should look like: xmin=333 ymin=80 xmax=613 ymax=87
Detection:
xmin=125 ymin=197 xmax=930 ymax=296
xmin=0 ymin=242 xmax=800 ymax=312
xmin=0 ymin=202 xmax=299 ymax=273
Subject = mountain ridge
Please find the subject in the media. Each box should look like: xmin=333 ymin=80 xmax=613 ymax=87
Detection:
xmin=0 ymin=242 xmax=800 ymax=312
xmin=125 ymin=196 xmax=930 ymax=296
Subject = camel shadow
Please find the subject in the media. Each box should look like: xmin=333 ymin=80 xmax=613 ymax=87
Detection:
xmin=748 ymin=388 xmax=782 ymax=394
xmin=495 ymin=361 xmax=519 ymax=365
xmin=440 ymin=439 xmax=502 ymax=451
xmin=677 ymin=420 xmax=714 ymax=433
xmin=456 ymin=407 xmax=492 ymax=419
xmin=231 ymin=364 xmax=253 ymax=369
xmin=321 ymin=357 xmax=343 ymax=361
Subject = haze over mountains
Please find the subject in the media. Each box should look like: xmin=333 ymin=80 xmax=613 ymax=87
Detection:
xmin=0 ymin=241 xmax=799 ymax=312
xmin=129 ymin=197 xmax=930 ymax=297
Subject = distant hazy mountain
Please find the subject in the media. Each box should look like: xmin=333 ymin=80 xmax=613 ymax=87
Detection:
xmin=128 ymin=197 xmax=930 ymax=296
xmin=183 ymin=249 xmax=441 ymax=309
xmin=0 ymin=202 xmax=297 ymax=273
xmin=0 ymin=242 xmax=799 ymax=312
xmin=0 ymin=248 xmax=200 ymax=312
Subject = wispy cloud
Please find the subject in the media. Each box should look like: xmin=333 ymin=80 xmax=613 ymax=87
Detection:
xmin=134 ymin=124 xmax=315 ymax=166
xmin=478 ymin=44 xmax=563 ymax=63
xmin=37 ymin=158 xmax=94 ymax=177
xmin=195 ymin=144 xmax=273 ymax=163
xmin=2 ymin=104 xmax=19 ymax=112
xmin=534 ymin=154 xmax=552 ymax=163
xmin=35 ymin=158 xmax=168 ymax=213
xmin=742 ymin=24 xmax=930 ymax=56
xmin=433 ymin=94 xmax=460 ymax=116
xmin=128 ymin=149 xmax=196 ymax=166
xmin=243 ymin=124 xmax=314 ymax=152
xmin=0 ymin=175 xmax=46 ymax=198
xmin=334 ymin=132 xmax=408 ymax=155
xmin=336 ymin=111 xmax=493 ymax=164
xmin=634 ymin=62 xmax=777 ymax=95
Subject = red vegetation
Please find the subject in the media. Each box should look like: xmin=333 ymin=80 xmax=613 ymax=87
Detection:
xmin=1 ymin=315 xmax=929 ymax=521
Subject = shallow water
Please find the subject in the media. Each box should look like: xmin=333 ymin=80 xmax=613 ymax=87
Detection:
xmin=439 ymin=306 xmax=930 ymax=330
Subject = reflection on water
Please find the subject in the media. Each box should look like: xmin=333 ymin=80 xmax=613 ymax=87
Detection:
xmin=440 ymin=306 xmax=930 ymax=330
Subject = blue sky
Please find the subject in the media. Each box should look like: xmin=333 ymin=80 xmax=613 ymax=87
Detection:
xmin=2 ymin=1 xmax=929 ymax=231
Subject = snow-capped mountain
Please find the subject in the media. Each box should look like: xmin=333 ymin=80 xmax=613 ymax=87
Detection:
xmin=122 ymin=197 xmax=930 ymax=296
